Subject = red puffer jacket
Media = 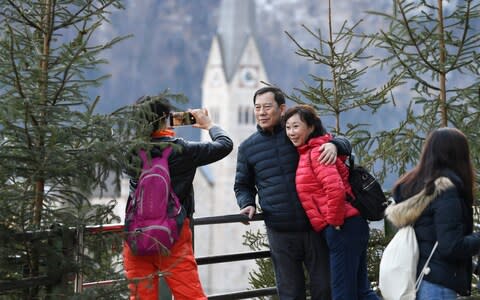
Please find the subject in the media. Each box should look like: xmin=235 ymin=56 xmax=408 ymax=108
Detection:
xmin=295 ymin=134 xmax=359 ymax=232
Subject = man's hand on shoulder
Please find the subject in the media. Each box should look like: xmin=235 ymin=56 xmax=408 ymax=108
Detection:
xmin=318 ymin=143 xmax=337 ymax=165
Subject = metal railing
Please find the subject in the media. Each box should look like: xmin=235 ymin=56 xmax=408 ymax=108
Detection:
xmin=76 ymin=213 xmax=277 ymax=299
xmin=0 ymin=213 xmax=276 ymax=298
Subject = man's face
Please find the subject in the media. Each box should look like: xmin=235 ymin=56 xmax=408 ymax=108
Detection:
xmin=254 ymin=92 xmax=285 ymax=132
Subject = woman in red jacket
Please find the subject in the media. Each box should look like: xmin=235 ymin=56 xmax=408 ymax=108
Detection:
xmin=284 ymin=105 xmax=378 ymax=300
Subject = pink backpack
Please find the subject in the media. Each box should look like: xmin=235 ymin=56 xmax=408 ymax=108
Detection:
xmin=125 ymin=146 xmax=184 ymax=256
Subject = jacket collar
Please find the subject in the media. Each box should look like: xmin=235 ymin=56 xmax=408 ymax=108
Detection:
xmin=386 ymin=177 xmax=455 ymax=228
xmin=256 ymin=123 xmax=283 ymax=136
xmin=151 ymin=129 xmax=175 ymax=138
xmin=297 ymin=134 xmax=332 ymax=154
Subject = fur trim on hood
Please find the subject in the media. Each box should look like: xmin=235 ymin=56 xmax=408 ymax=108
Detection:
xmin=386 ymin=177 xmax=455 ymax=228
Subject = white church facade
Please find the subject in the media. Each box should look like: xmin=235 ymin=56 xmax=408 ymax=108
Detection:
xmin=193 ymin=0 xmax=268 ymax=295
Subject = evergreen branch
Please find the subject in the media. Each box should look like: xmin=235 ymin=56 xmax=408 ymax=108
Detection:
xmin=446 ymin=0 xmax=472 ymax=73
xmin=362 ymin=71 xmax=406 ymax=106
xmin=51 ymin=50 xmax=82 ymax=106
xmin=53 ymin=0 xmax=91 ymax=30
xmin=5 ymin=0 xmax=42 ymax=31
xmin=51 ymin=21 xmax=91 ymax=105
xmin=53 ymin=0 xmax=117 ymax=30
xmin=24 ymin=106 xmax=36 ymax=151
xmin=284 ymin=30 xmax=317 ymax=62
xmin=6 ymin=23 xmax=25 ymax=99
xmin=380 ymin=30 xmax=439 ymax=92
xmin=422 ymin=0 xmax=438 ymax=11
xmin=301 ymin=23 xmax=322 ymax=41
xmin=396 ymin=0 xmax=440 ymax=72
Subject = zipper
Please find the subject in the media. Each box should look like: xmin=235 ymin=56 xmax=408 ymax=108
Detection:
xmin=135 ymin=225 xmax=174 ymax=243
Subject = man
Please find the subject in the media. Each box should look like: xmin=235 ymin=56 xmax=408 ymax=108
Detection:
xmin=234 ymin=87 xmax=351 ymax=300
xmin=123 ymin=97 xmax=233 ymax=300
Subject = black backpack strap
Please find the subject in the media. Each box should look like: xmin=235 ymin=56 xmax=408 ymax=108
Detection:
xmin=348 ymin=153 xmax=355 ymax=169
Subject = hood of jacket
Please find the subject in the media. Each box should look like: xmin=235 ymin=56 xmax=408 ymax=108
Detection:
xmin=386 ymin=176 xmax=455 ymax=228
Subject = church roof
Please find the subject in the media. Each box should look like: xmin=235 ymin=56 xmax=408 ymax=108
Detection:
xmin=217 ymin=0 xmax=256 ymax=82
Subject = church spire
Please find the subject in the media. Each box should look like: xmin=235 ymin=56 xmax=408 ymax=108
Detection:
xmin=217 ymin=0 xmax=256 ymax=82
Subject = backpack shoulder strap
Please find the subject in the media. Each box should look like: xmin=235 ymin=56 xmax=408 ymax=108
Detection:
xmin=161 ymin=146 xmax=173 ymax=159
xmin=348 ymin=153 xmax=355 ymax=169
xmin=138 ymin=146 xmax=173 ymax=167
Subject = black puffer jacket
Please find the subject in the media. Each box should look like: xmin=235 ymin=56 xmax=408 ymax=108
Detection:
xmin=127 ymin=126 xmax=233 ymax=218
xmin=234 ymin=124 xmax=351 ymax=232
xmin=389 ymin=170 xmax=480 ymax=296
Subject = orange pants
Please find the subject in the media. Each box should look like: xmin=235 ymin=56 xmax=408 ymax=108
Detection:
xmin=123 ymin=218 xmax=207 ymax=300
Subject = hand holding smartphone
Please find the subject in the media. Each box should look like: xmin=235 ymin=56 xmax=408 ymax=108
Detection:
xmin=169 ymin=111 xmax=197 ymax=127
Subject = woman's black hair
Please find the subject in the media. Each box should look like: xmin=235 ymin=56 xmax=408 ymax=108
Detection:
xmin=135 ymin=95 xmax=171 ymax=131
xmin=393 ymin=127 xmax=474 ymax=207
xmin=283 ymin=105 xmax=326 ymax=139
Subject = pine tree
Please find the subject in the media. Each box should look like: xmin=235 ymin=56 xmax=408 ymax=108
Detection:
xmin=285 ymin=1 xmax=404 ymax=173
xmin=0 ymin=1 xmax=131 ymax=298
xmin=372 ymin=0 xmax=480 ymax=292
xmin=370 ymin=0 xmax=480 ymax=180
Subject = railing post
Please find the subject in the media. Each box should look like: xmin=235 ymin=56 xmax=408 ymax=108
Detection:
xmin=159 ymin=277 xmax=172 ymax=299
xmin=73 ymin=226 xmax=84 ymax=293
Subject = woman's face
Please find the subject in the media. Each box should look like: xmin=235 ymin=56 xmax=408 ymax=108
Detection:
xmin=286 ymin=113 xmax=313 ymax=147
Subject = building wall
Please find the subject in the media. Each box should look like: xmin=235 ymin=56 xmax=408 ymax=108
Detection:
xmin=194 ymin=33 xmax=269 ymax=294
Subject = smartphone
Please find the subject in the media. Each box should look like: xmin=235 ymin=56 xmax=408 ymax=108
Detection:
xmin=169 ymin=111 xmax=197 ymax=127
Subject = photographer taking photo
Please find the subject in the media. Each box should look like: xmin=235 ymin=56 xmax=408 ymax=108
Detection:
xmin=123 ymin=96 xmax=233 ymax=300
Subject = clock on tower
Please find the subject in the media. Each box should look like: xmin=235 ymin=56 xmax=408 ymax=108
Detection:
xmin=209 ymin=67 xmax=223 ymax=88
xmin=239 ymin=66 xmax=258 ymax=88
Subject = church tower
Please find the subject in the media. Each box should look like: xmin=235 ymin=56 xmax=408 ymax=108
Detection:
xmin=202 ymin=0 xmax=267 ymax=141
xmin=193 ymin=0 xmax=268 ymax=295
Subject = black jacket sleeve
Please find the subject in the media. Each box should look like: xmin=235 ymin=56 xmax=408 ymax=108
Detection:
xmin=182 ymin=125 xmax=233 ymax=166
xmin=233 ymin=144 xmax=257 ymax=210
xmin=329 ymin=136 xmax=352 ymax=156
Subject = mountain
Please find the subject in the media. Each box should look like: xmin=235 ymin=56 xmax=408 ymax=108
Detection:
xmin=93 ymin=0 xmax=394 ymax=117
